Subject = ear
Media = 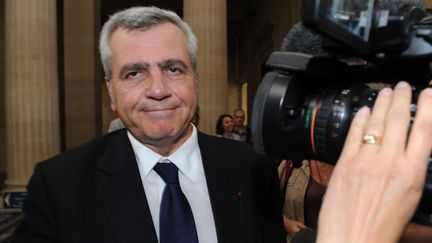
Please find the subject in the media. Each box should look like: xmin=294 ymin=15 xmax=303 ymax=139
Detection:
xmin=194 ymin=72 xmax=199 ymax=95
xmin=105 ymin=77 xmax=117 ymax=112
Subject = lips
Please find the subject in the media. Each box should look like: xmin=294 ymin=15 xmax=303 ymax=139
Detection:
xmin=138 ymin=102 xmax=181 ymax=112
xmin=141 ymin=108 xmax=178 ymax=118
xmin=145 ymin=107 xmax=177 ymax=112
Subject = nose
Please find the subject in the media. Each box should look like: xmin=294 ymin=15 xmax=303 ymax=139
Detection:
xmin=145 ymin=69 xmax=171 ymax=100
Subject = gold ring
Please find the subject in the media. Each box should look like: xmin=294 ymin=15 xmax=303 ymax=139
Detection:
xmin=362 ymin=133 xmax=382 ymax=145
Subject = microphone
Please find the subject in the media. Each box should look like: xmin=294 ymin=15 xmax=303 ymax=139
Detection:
xmin=291 ymin=228 xmax=317 ymax=243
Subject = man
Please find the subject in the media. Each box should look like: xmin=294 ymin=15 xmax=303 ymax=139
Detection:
xmin=11 ymin=4 xmax=432 ymax=243
xmin=12 ymin=6 xmax=285 ymax=243
xmin=233 ymin=108 xmax=252 ymax=144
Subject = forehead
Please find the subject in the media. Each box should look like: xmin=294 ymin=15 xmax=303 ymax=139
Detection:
xmin=234 ymin=111 xmax=244 ymax=116
xmin=109 ymin=22 xmax=191 ymax=67
xmin=111 ymin=21 xmax=186 ymax=44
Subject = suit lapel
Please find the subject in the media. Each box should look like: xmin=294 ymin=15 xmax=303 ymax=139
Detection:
xmin=97 ymin=131 xmax=158 ymax=243
xmin=198 ymin=132 xmax=254 ymax=243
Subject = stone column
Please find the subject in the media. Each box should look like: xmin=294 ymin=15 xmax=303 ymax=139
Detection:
xmin=4 ymin=0 xmax=60 ymax=193
xmin=183 ymin=0 xmax=228 ymax=134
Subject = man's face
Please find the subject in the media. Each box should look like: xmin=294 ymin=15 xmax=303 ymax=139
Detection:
xmin=106 ymin=22 xmax=197 ymax=153
xmin=234 ymin=111 xmax=245 ymax=127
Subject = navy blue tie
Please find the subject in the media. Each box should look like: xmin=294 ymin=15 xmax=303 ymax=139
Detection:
xmin=154 ymin=162 xmax=199 ymax=243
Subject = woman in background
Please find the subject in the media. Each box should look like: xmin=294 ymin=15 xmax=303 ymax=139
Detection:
xmin=279 ymin=159 xmax=334 ymax=242
xmin=215 ymin=114 xmax=241 ymax=141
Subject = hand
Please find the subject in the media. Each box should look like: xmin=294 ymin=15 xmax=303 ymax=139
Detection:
xmin=283 ymin=214 xmax=306 ymax=236
xmin=316 ymin=82 xmax=432 ymax=243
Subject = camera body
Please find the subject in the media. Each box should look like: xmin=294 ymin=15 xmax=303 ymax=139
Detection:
xmin=252 ymin=0 xmax=432 ymax=225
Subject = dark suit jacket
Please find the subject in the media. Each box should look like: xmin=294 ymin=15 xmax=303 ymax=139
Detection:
xmin=12 ymin=129 xmax=285 ymax=243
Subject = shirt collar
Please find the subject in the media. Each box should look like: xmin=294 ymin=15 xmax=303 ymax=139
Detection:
xmin=127 ymin=124 xmax=203 ymax=183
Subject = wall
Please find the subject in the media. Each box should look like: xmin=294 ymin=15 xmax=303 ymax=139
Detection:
xmin=235 ymin=0 xmax=302 ymax=122
xmin=63 ymin=0 xmax=102 ymax=148
xmin=0 ymin=0 xmax=5 ymax=183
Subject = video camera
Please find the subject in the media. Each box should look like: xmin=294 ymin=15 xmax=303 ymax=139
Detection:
xmin=251 ymin=0 xmax=432 ymax=225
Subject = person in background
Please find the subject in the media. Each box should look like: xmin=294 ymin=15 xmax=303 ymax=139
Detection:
xmin=12 ymin=6 xmax=285 ymax=243
xmin=278 ymin=22 xmax=335 ymax=243
xmin=215 ymin=114 xmax=241 ymax=141
xmin=279 ymin=158 xmax=334 ymax=242
xmin=107 ymin=117 xmax=125 ymax=132
xmin=233 ymin=108 xmax=252 ymax=144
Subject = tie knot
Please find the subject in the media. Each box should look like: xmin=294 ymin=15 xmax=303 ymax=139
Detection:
xmin=154 ymin=162 xmax=179 ymax=184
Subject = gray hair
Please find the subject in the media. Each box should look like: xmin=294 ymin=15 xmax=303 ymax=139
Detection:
xmin=233 ymin=108 xmax=245 ymax=114
xmin=99 ymin=6 xmax=198 ymax=78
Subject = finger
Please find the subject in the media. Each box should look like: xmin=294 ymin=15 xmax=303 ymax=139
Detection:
xmin=406 ymin=87 xmax=432 ymax=164
xmin=360 ymin=87 xmax=393 ymax=151
xmin=338 ymin=106 xmax=370 ymax=162
xmin=381 ymin=82 xmax=412 ymax=155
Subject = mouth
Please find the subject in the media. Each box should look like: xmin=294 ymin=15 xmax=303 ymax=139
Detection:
xmin=137 ymin=102 xmax=182 ymax=116
xmin=139 ymin=103 xmax=180 ymax=112
xmin=145 ymin=107 xmax=177 ymax=112
xmin=139 ymin=106 xmax=180 ymax=118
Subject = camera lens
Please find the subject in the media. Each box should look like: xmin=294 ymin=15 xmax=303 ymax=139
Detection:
xmin=251 ymin=70 xmax=427 ymax=164
xmin=252 ymin=71 xmax=377 ymax=163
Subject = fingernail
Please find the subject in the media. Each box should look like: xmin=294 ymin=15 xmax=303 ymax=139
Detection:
xmin=395 ymin=81 xmax=410 ymax=90
xmin=379 ymin=87 xmax=392 ymax=97
xmin=357 ymin=106 xmax=370 ymax=117
xmin=422 ymin=88 xmax=432 ymax=96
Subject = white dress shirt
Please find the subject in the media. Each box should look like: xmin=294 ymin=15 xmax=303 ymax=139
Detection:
xmin=127 ymin=125 xmax=218 ymax=243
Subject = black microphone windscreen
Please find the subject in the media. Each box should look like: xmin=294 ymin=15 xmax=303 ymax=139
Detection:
xmin=376 ymin=0 xmax=425 ymax=14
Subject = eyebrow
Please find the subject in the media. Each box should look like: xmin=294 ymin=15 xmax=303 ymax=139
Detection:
xmin=118 ymin=59 xmax=189 ymax=79
xmin=158 ymin=59 xmax=188 ymax=70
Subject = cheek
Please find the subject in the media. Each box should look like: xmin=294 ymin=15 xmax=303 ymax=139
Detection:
xmin=113 ymin=88 xmax=141 ymax=111
xmin=177 ymin=86 xmax=197 ymax=107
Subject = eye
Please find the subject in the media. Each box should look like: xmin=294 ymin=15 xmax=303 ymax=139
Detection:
xmin=125 ymin=71 xmax=143 ymax=80
xmin=167 ymin=66 xmax=183 ymax=75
